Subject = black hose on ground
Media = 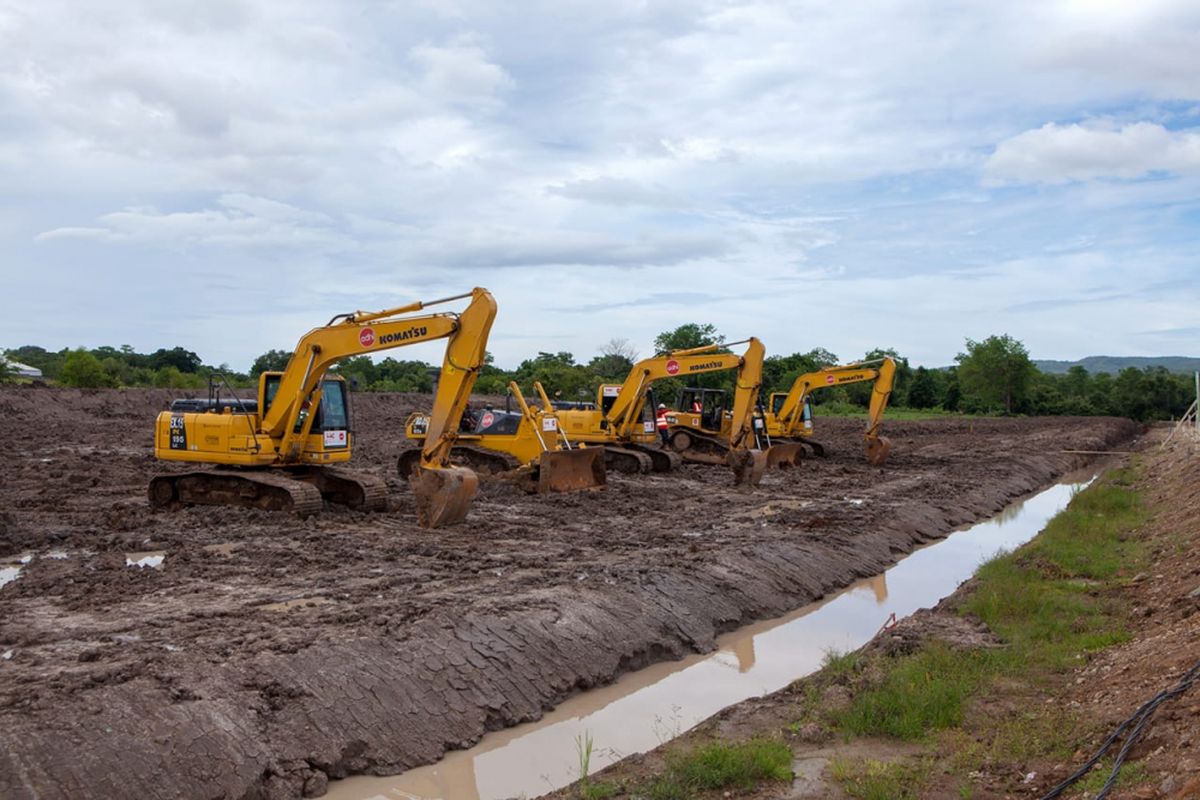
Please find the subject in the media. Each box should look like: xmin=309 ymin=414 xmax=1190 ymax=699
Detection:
xmin=1039 ymin=656 xmax=1200 ymax=800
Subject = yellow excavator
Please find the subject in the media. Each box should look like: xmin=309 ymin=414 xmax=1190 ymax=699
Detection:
xmin=652 ymin=335 xmax=801 ymax=484
xmin=150 ymin=288 xmax=497 ymax=528
xmin=763 ymin=357 xmax=896 ymax=466
xmin=399 ymin=380 xmax=606 ymax=493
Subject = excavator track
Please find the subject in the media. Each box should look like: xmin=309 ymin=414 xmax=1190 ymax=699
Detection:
xmin=623 ymin=444 xmax=682 ymax=472
xmin=398 ymin=446 xmax=521 ymax=478
xmin=667 ymin=429 xmax=731 ymax=465
xmin=604 ymin=446 xmax=654 ymax=474
xmin=148 ymin=469 xmax=324 ymax=517
xmin=798 ymin=438 xmax=826 ymax=457
xmin=297 ymin=466 xmax=389 ymax=511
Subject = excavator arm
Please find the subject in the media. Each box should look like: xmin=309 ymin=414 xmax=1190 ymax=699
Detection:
xmin=270 ymin=288 xmax=496 ymax=526
xmin=774 ymin=357 xmax=896 ymax=465
xmin=604 ymin=343 xmax=744 ymax=439
xmin=725 ymin=338 xmax=764 ymax=451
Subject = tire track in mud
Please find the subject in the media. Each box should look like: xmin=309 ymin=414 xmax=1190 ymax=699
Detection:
xmin=0 ymin=387 xmax=1140 ymax=799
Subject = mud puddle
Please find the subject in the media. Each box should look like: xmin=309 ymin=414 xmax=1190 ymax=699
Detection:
xmin=125 ymin=551 xmax=166 ymax=568
xmin=325 ymin=474 xmax=1095 ymax=800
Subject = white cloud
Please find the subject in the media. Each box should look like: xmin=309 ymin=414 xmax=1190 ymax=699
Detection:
xmin=36 ymin=195 xmax=345 ymax=249
xmin=985 ymin=121 xmax=1200 ymax=184
xmin=3 ymin=1 xmax=1200 ymax=369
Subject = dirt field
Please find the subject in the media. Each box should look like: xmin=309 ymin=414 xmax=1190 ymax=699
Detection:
xmin=0 ymin=385 xmax=1139 ymax=799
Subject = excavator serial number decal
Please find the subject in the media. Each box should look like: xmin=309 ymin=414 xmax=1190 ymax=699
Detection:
xmin=169 ymin=414 xmax=187 ymax=450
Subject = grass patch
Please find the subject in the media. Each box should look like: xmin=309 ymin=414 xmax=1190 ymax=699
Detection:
xmin=814 ymin=402 xmax=970 ymax=420
xmin=1075 ymin=757 xmax=1150 ymax=795
xmin=638 ymin=739 xmax=793 ymax=798
xmin=821 ymin=647 xmax=863 ymax=681
xmin=963 ymin=470 xmax=1147 ymax=671
xmin=832 ymin=644 xmax=1004 ymax=740
xmin=829 ymin=757 xmax=935 ymax=800
xmin=801 ymin=466 xmax=1151 ymax=793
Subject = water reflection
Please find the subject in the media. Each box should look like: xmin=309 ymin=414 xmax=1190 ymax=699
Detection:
xmin=326 ymin=476 xmax=1091 ymax=800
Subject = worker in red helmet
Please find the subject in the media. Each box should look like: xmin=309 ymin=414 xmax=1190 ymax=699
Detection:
xmin=655 ymin=403 xmax=670 ymax=445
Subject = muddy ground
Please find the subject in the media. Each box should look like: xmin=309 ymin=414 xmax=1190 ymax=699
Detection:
xmin=0 ymin=385 xmax=1139 ymax=799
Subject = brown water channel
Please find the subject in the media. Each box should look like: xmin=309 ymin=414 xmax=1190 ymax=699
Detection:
xmin=326 ymin=474 xmax=1094 ymax=800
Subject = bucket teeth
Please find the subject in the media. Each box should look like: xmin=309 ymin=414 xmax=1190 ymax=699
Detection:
xmin=410 ymin=465 xmax=479 ymax=528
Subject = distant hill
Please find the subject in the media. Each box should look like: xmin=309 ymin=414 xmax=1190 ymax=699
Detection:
xmin=1034 ymin=356 xmax=1200 ymax=375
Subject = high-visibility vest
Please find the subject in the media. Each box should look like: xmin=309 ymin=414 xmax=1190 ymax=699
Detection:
xmin=656 ymin=410 xmax=669 ymax=429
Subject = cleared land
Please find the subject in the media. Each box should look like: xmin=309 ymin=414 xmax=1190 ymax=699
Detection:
xmin=0 ymin=386 xmax=1138 ymax=799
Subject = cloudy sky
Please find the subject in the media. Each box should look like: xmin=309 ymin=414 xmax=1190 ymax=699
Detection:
xmin=2 ymin=0 xmax=1198 ymax=370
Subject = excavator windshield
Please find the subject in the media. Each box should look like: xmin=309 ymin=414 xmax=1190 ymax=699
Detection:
xmin=262 ymin=374 xmax=350 ymax=436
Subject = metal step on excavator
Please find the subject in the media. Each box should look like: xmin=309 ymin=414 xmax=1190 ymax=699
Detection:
xmin=149 ymin=288 xmax=499 ymax=528
xmin=399 ymin=380 xmax=606 ymax=495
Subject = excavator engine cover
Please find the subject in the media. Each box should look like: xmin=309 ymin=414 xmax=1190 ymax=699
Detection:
xmin=536 ymin=447 xmax=607 ymax=493
xmin=866 ymin=435 xmax=892 ymax=467
xmin=727 ymin=448 xmax=767 ymax=487
xmin=409 ymin=464 xmax=479 ymax=528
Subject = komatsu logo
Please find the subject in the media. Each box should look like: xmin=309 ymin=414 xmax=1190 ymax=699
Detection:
xmin=688 ymin=361 xmax=723 ymax=372
xmin=378 ymin=326 xmax=428 ymax=345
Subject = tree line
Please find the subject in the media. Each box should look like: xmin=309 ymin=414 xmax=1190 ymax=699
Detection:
xmin=3 ymin=329 xmax=1195 ymax=422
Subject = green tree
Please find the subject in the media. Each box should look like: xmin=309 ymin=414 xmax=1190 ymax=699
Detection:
xmin=955 ymin=334 xmax=1036 ymax=414
xmin=250 ymin=349 xmax=293 ymax=377
xmin=906 ymin=366 xmax=940 ymax=409
xmin=148 ymin=346 xmax=202 ymax=373
xmin=513 ymin=352 xmax=591 ymax=399
xmin=0 ymin=359 xmax=16 ymax=384
xmin=60 ymin=349 xmax=117 ymax=388
xmin=653 ymin=323 xmax=722 ymax=354
xmin=587 ymin=338 xmax=638 ymax=381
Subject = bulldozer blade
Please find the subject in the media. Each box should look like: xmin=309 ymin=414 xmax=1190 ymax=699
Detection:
xmin=409 ymin=465 xmax=479 ymax=528
xmin=727 ymin=449 xmax=767 ymax=487
xmin=866 ymin=435 xmax=892 ymax=467
xmin=536 ymin=447 xmax=607 ymax=493
xmin=765 ymin=442 xmax=806 ymax=469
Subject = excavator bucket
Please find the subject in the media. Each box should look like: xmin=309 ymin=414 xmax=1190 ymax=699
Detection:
xmin=764 ymin=442 xmax=806 ymax=469
xmin=727 ymin=448 xmax=767 ymax=487
xmin=409 ymin=465 xmax=479 ymax=528
xmin=535 ymin=447 xmax=607 ymax=493
xmin=866 ymin=435 xmax=892 ymax=467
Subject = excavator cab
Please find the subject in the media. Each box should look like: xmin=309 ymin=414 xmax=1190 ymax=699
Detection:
xmin=769 ymin=393 xmax=813 ymax=433
xmin=674 ymin=388 xmax=729 ymax=433
xmin=261 ymin=373 xmax=351 ymax=440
